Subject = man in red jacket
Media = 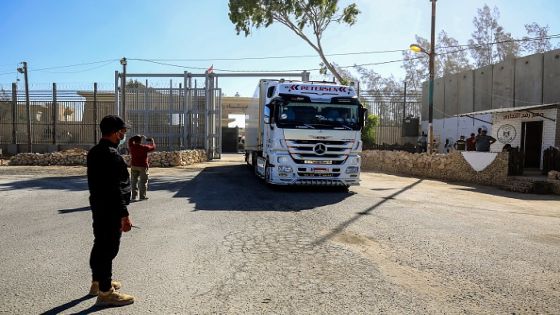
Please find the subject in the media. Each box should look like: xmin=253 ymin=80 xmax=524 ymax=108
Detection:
xmin=128 ymin=135 xmax=156 ymax=200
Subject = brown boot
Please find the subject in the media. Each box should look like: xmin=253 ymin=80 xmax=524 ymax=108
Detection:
xmin=88 ymin=280 xmax=122 ymax=296
xmin=95 ymin=287 xmax=134 ymax=307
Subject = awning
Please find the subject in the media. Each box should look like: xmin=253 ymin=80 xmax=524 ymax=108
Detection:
xmin=459 ymin=103 xmax=559 ymax=117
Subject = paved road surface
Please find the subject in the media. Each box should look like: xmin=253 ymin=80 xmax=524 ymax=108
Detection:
xmin=0 ymin=154 xmax=559 ymax=314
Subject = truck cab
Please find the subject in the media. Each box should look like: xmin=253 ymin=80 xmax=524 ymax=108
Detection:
xmin=245 ymin=80 xmax=366 ymax=187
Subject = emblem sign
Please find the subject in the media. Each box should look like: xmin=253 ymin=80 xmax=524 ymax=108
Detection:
xmin=497 ymin=124 xmax=516 ymax=144
xmin=314 ymin=143 xmax=327 ymax=155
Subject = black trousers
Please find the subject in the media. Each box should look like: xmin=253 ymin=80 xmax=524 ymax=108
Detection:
xmin=90 ymin=218 xmax=122 ymax=292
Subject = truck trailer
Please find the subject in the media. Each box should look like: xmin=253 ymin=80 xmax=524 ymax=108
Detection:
xmin=245 ymin=79 xmax=366 ymax=187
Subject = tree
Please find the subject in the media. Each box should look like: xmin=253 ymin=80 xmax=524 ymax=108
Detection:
xmin=361 ymin=114 xmax=379 ymax=148
xmin=402 ymin=35 xmax=432 ymax=93
xmin=228 ymin=0 xmax=360 ymax=83
xmin=523 ymin=22 xmax=552 ymax=54
xmin=437 ymin=30 xmax=471 ymax=75
xmin=468 ymin=5 xmax=519 ymax=67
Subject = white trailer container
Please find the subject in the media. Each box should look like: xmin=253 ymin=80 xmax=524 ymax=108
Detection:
xmin=245 ymin=79 xmax=366 ymax=186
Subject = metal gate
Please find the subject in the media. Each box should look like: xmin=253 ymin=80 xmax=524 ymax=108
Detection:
xmin=118 ymin=71 xmax=308 ymax=159
xmin=122 ymin=84 xmax=221 ymax=157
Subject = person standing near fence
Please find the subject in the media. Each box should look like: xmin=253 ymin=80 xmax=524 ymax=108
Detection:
xmin=129 ymin=135 xmax=156 ymax=201
xmin=87 ymin=115 xmax=134 ymax=307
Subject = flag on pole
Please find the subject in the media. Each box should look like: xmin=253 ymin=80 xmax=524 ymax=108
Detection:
xmin=207 ymin=64 xmax=214 ymax=74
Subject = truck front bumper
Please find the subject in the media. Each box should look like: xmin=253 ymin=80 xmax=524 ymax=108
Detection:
xmin=267 ymin=155 xmax=361 ymax=186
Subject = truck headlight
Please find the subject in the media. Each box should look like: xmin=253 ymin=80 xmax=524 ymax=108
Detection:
xmin=348 ymin=156 xmax=360 ymax=165
xmin=278 ymin=165 xmax=293 ymax=173
xmin=277 ymin=156 xmax=290 ymax=164
xmin=346 ymin=166 xmax=359 ymax=174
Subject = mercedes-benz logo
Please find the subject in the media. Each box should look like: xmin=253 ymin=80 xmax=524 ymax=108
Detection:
xmin=314 ymin=143 xmax=327 ymax=155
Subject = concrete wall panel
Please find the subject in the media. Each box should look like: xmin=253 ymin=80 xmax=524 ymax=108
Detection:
xmin=492 ymin=59 xmax=515 ymax=109
xmin=544 ymin=49 xmax=560 ymax=104
xmin=434 ymin=78 xmax=445 ymax=119
xmin=444 ymin=74 xmax=459 ymax=116
xmin=515 ymin=54 xmax=543 ymax=106
xmin=474 ymin=65 xmax=493 ymax=112
xmin=458 ymin=70 xmax=474 ymax=114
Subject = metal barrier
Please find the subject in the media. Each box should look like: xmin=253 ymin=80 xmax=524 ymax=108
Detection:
xmin=360 ymin=91 xmax=422 ymax=146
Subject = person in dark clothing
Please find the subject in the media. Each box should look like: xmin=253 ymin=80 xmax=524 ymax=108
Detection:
xmin=128 ymin=135 xmax=156 ymax=200
xmin=466 ymin=133 xmax=476 ymax=151
xmin=454 ymin=135 xmax=466 ymax=151
xmin=87 ymin=115 xmax=135 ymax=307
xmin=475 ymin=129 xmax=496 ymax=152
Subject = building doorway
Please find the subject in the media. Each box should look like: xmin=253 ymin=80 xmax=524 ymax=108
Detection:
xmin=521 ymin=121 xmax=543 ymax=168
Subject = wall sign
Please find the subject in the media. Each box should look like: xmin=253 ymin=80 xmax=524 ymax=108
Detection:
xmin=497 ymin=124 xmax=516 ymax=144
xmin=502 ymin=112 xmax=544 ymax=120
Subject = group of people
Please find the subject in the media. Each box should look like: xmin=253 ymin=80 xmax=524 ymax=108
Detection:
xmin=417 ymin=128 xmax=497 ymax=153
xmin=453 ymin=128 xmax=497 ymax=152
xmin=86 ymin=115 xmax=155 ymax=307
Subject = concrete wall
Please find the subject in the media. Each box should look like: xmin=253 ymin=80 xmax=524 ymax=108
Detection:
xmin=458 ymin=71 xmax=474 ymax=115
xmin=362 ymin=150 xmax=509 ymax=187
xmin=421 ymin=81 xmax=429 ymax=120
xmin=492 ymin=58 xmax=515 ymax=109
xmin=422 ymin=50 xmax=560 ymax=118
xmin=474 ymin=65 xmax=493 ymax=112
xmin=543 ymin=49 xmax=560 ymax=104
xmin=434 ymin=78 xmax=445 ymax=119
xmin=444 ymin=74 xmax=459 ymax=116
xmin=515 ymin=54 xmax=544 ymax=107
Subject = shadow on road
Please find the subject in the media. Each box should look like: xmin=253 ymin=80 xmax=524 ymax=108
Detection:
xmin=58 ymin=206 xmax=91 ymax=214
xmin=39 ymin=294 xmax=94 ymax=315
xmin=0 ymin=175 xmax=87 ymax=192
xmin=314 ymin=179 xmax=424 ymax=246
xmin=149 ymin=164 xmax=354 ymax=211
xmin=452 ymin=186 xmax=560 ymax=201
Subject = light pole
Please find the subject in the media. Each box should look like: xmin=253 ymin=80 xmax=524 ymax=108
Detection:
xmin=410 ymin=0 xmax=436 ymax=154
xmin=120 ymin=57 xmax=127 ymax=121
xmin=17 ymin=62 xmax=32 ymax=153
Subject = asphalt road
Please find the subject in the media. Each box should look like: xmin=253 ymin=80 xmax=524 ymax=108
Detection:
xmin=0 ymin=154 xmax=559 ymax=314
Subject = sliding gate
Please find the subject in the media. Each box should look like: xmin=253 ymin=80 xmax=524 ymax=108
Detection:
xmin=117 ymin=71 xmax=308 ymax=159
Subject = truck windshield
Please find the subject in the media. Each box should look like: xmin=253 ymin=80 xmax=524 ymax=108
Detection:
xmin=276 ymin=102 xmax=361 ymax=130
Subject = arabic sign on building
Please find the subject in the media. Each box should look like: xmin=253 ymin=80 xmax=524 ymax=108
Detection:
xmin=502 ymin=112 xmax=544 ymax=120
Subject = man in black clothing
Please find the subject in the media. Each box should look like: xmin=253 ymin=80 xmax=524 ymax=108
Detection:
xmin=87 ymin=115 xmax=135 ymax=306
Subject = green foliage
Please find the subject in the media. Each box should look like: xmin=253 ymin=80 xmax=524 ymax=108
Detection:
xmin=126 ymin=80 xmax=146 ymax=88
xmin=228 ymin=0 xmax=360 ymax=83
xmin=361 ymin=114 xmax=379 ymax=147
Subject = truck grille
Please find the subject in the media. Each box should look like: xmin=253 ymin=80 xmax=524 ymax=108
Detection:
xmin=287 ymin=139 xmax=353 ymax=165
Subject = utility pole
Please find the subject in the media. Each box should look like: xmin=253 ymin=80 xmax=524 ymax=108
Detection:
xmin=120 ymin=57 xmax=127 ymax=121
xmin=17 ymin=62 xmax=32 ymax=152
xmin=427 ymin=0 xmax=436 ymax=154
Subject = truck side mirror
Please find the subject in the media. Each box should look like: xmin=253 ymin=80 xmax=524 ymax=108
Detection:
xmin=359 ymin=108 xmax=368 ymax=128
xmin=265 ymin=103 xmax=276 ymax=125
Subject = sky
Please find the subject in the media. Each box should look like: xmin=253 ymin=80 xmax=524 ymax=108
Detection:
xmin=1 ymin=0 xmax=559 ymax=97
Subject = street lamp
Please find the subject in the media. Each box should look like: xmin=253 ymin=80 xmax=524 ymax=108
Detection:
xmin=410 ymin=0 xmax=437 ymax=154
xmin=120 ymin=57 xmax=127 ymax=121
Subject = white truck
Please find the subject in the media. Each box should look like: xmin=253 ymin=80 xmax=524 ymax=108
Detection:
xmin=245 ymin=79 xmax=366 ymax=187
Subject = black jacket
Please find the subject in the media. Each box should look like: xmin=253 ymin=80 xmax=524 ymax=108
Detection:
xmin=87 ymin=138 xmax=131 ymax=219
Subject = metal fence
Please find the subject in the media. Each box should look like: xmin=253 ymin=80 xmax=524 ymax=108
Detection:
xmin=0 ymin=83 xmax=221 ymax=155
xmin=360 ymin=91 xmax=422 ymax=146
xmin=0 ymin=84 xmax=115 ymax=148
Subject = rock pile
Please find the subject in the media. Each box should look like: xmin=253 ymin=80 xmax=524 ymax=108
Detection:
xmin=361 ymin=150 xmax=509 ymax=186
xmin=9 ymin=149 xmax=207 ymax=167
xmin=548 ymin=170 xmax=560 ymax=180
xmin=9 ymin=149 xmax=87 ymax=166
